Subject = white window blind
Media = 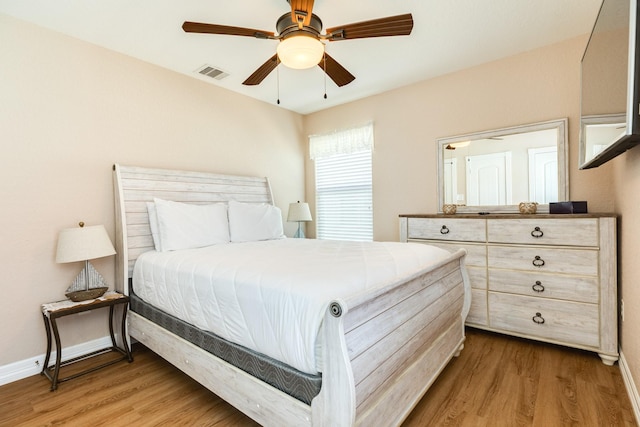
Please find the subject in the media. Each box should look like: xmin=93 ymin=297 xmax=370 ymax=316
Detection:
xmin=312 ymin=124 xmax=373 ymax=241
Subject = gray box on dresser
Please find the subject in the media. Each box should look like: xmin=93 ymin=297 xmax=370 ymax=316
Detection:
xmin=400 ymin=213 xmax=618 ymax=365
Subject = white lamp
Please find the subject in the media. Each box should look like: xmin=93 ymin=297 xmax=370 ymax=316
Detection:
xmin=277 ymin=35 xmax=325 ymax=69
xmin=56 ymin=222 xmax=116 ymax=301
xmin=287 ymin=201 xmax=312 ymax=238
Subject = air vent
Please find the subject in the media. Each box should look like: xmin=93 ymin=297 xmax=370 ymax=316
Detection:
xmin=196 ymin=65 xmax=230 ymax=80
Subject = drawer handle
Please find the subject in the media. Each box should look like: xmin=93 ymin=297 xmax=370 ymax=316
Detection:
xmin=532 ymin=256 xmax=545 ymax=267
xmin=532 ymin=281 xmax=545 ymax=293
xmin=532 ymin=312 xmax=545 ymax=324
xmin=440 ymin=225 xmax=450 ymax=235
xmin=531 ymin=227 xmax=544 ymax=238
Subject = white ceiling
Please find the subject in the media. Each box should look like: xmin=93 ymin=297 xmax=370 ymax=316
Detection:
xmin=0 ymin=0 xmax=602 ymax=115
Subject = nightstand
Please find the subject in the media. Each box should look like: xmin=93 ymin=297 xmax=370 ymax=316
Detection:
xmin=41 ymin=290 xmax=133 ymax=391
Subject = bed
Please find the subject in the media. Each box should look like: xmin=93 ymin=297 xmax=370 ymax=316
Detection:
xmin=113 ymin=164 xmax=470 ymax=427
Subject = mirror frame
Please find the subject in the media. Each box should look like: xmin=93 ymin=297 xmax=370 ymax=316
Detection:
xmin=437 ymin=118 xmax=568 ymax=214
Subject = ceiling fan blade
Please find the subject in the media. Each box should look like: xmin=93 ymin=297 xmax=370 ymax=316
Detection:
xmin=289 ymin=0 xmax=315 ymax=27
xmin=243 ymin=54 xmax=279 ymax=85
xmin=318 ymin=53 xmax=355 ymax=87
xmin=325 ymin=13 xmax=413 ymax=41
xmin=182 ymin=21 xmax=275 ymax=39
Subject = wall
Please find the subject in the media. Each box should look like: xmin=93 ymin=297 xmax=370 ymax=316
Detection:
xmin=0 ymin=14 xmax=305 ymax=367
xmin=613 ymin=146 xmax=640 ymax=408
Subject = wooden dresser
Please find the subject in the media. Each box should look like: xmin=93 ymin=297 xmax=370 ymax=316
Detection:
xmin=399 ymin=213 xmax=618 ymax=365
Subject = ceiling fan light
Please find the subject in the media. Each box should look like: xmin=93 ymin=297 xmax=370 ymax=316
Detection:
xmin=449 ymin=140 xmax=471 ymax=149
xmin=277 ymin=35 xmax=324 ymax=69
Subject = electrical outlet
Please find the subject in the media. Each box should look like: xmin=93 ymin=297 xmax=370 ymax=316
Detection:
xmin=621 ymin=299 xmax=625 ymax=322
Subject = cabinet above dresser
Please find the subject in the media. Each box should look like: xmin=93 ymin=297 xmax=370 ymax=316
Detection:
xmin=399 ymin=214 xmax=618 ymax=365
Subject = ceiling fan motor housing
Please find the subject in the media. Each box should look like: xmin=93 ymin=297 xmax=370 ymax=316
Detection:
xmin=276 ymin=12 xmax=323 ymax=39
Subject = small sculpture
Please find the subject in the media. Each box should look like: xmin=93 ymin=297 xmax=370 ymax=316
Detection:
xmin=519 ymin=202 xmax=538 ymax=214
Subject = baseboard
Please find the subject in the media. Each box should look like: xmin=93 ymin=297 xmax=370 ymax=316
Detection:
xmin=620 ymin=350 xmax=640 ymax=425
xmin=0 ymin=335 xmax=111 ymax=386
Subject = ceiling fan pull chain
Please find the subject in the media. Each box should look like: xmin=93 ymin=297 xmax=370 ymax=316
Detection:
xmin=277 ymin=58 xmax=281 ymax=105
xmin=323 ymin=53 xmax=327 ymax=99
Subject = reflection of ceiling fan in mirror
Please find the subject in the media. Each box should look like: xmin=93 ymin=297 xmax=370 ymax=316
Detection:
xmin=182 ymin=0 xmax=414 ymax=87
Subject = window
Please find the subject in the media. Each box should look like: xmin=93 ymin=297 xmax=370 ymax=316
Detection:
xmin=310 ymin=123 xmax=373 ymax=241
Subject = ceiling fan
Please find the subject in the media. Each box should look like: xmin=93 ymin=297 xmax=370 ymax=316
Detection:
xmin=182 ymin=0 xmax=414 ymax=87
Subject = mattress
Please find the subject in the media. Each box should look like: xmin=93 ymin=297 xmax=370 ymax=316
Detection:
xmin=132 ymin=238 xmax=450 ymax=375
xmin=129 ymin=287 xmax=322 ymax=404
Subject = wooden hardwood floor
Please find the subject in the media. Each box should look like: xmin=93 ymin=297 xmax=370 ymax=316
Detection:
xmin=0 ymin=328 xmax=635 ymax=426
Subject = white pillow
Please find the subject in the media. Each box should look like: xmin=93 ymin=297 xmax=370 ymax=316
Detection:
xmin=228 ymin=200 xmax=285 ymax=242
xmin=146 ymin=202 xmax=162 ymax=251
xmin=153 ymin=198 xmax=230 ymax=251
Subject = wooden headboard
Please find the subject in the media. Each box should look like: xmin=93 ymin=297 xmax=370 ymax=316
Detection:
xmin=112 ymin=164 xmax=274 ymax=294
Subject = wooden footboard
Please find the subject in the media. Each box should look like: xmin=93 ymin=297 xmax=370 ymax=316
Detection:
xmin=315 ymin=249 xmax=469 ymax=426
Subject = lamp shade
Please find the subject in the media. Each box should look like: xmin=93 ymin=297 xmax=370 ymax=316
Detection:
xmin=287 ymin=202 xmax=312 ymax=222
xmin=56 ymin=223 xmax=116 ymax=263
xmin=277 ymin=35 xmax=324 ymax=70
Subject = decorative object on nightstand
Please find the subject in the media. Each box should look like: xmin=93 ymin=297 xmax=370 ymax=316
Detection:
xmin=56 ymin=222 xmax=116 ymax=302
xmin=287 ymin=201 xmax=312 ymax=238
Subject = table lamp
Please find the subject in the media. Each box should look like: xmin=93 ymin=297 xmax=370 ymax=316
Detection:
xmin=287 ymin=201 xmax=312 ymax=238
xmin=56 ymin=222 xmax=116 ymax=301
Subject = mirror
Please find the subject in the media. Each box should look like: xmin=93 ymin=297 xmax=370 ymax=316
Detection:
xmin=580 ymin=113 xmax=627 ymax=167
xmin=437 ymin=118 xmax=568 ymax=213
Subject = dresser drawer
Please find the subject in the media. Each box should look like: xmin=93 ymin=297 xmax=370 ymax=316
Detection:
xmin=488 ymin=269 xmax=598 ymax=303
xmin=407 ymin=218 xmax=485 ymax=242
xmin=467 ymin=289 xmax=488 ymax=326
xmin=419 ymin=241 xmax=486 ymax=267
xmin=411 ymin=241 xmax=486 ymax=289
xmin=487 ymin=218 xmax=598 ymax=247
xmin=467 ymin=266 xmax=487 ymax=290
xmin=488 ymin=246 xmax=598 ymax=276
xmin=488 ymin=292 xmax=599 ymax=348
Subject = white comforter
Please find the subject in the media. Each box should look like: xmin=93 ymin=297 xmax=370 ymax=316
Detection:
xmin=132 ymin=238 xmax=450 ymax=374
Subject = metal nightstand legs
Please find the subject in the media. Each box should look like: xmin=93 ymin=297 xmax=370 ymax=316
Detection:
xmin=41 ymin=302 xmax=133 ymax=391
